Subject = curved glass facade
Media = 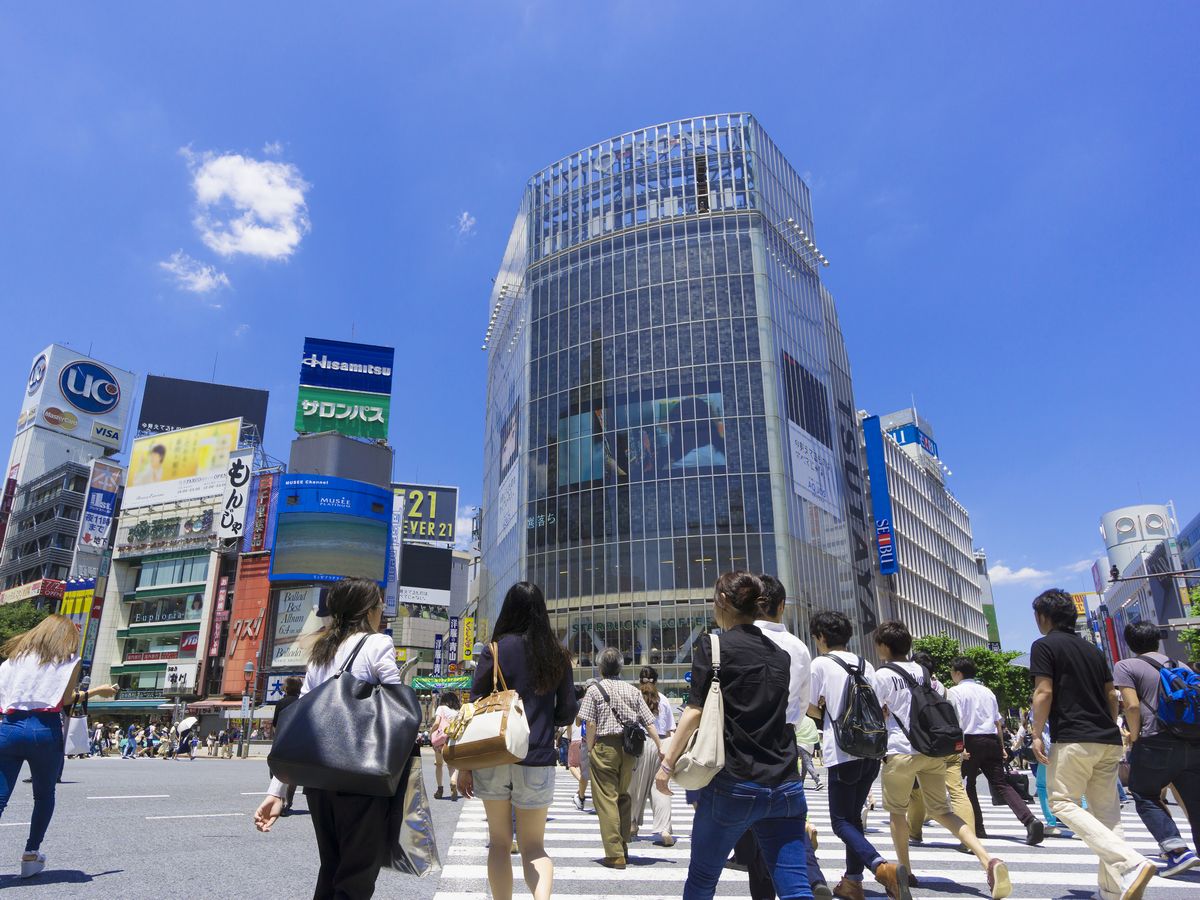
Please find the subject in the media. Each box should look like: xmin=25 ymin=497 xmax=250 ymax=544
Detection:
xmin=481 ymin=114 xmax=880 ymax=692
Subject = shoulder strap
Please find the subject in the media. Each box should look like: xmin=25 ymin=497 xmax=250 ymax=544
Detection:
xmin=489 ymin=641 xmax=510 ymax=693
xmin=594 ymin=681 xmax=628 ymax=727
xmin=883 ymin=662 xmax=921 ymax=689
xmin=1139 ymin=655 xmax=1168 ymax=673
xmin=337 ymin=633 xmax=373 ymax=676
xmin=711 ymin=632 xmax=721 ymax=672
xmin=826 ymin=653 xmax=861 ymax=678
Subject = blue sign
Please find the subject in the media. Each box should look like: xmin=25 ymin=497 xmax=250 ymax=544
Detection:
xmin=300 ymin=337 xmax=395 ymax=396
xmin=59 ymin=360 xmax=121 ymax=415
xmin=683 ymin=671 xmax=692 ymax=683
xmin=269 ymin=474 xmax=392 ymax=584
xmin=863 ymin=416 xmax=900 ymax=576
xmin=887 ymin=423 xmax=939 ymax=459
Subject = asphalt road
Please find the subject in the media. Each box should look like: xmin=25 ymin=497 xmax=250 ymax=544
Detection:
xmin=0 ymin=751 xmax=466 ymax=897
xmin=4 ymin=755 xmax=1200 ymax=899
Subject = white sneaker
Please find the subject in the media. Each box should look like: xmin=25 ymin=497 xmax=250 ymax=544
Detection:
xmin=1117 ymin=861 xmax=1156 ymax=900
xmin=18 ymin=852 xmax=45 ymax=879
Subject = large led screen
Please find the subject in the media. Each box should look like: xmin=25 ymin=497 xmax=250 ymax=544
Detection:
xmin=270 ymin=475 xmax=391 ymax=584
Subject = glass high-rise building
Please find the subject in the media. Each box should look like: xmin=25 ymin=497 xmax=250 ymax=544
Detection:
xmin=480 ymin=114 xmax=880 ymax=690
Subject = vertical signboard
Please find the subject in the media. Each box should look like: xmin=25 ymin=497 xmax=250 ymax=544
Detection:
xmin=77 ymin=460 xmax=123 ymax=553
xmin=781 ymin=353 xmax=842 ymax=519
xmin=245 ymin=472 xmax=278 ymax=553
xmin=446 ymin=617 xmax=460 ymax=671
xmin=862 ymin=416 xmax=899 ymax=576
xmin=496 ymin=403 xmax=520 ymax=540
xmin=218 ymin=449 xmax=254 ymax=540
xmin=432 ymin=634 xmax=444 ymax=677
xmin=384 ymin=491 xmax=406 ymax=618
xmin=461 ymin=617 xmax=476 ymax=661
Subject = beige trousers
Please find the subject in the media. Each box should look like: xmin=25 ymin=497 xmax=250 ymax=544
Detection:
xmin=908 ymin=753 xmax=973 ymax=836
xmin=1048 ymin=741 xmax=1149 ymax=895
xmin=629 ymin=742 xmax=673 ymax=836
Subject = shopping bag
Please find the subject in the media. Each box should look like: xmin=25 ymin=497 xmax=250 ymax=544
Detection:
xmin=380 ymin=752 xmax=442 ymax=878
xmin=64 ymin=715 xmax=91 ymax=756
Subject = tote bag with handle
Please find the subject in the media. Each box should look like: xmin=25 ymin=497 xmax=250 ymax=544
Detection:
xmin=268 ymin=634 xmax=422 ymax=797
xmin=443 ymin=642 xmax=529 ymax=770
xmin=672 ymin=632 xmax=725 ymax=790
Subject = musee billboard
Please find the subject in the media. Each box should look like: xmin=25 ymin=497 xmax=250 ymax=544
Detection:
xmin=294 ymin=338 xmax=394 ymax=441
xmin=123 ymin=418 xmax=242 ymax=510
xmin=269 ymin=474 xmax=391 ymax=584
xmin=14 ymin=345 xmax=135 ymax=450
xmin=138 ymin=375 xmax=269 ymax=439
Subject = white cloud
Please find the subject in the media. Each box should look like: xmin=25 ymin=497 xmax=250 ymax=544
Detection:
xmin=456 ymin=210 xmax=477 ymax=237
xmin=455 ymin=506 xmax=478 ymax=550
xmin=262 ymin=141 xmax=283 ymax=156
xmin=233 ymin=323 xmax=251 ymax=338
xmin=182 ymin=148 xmax=310 ymax=259
xmin=989 ymin=563 xmax=1053 ymax=586
xmin=158 ymin=251 xmax=230 ymax=294
xmin=1064 ymin=558 xmax=1099 ymax=574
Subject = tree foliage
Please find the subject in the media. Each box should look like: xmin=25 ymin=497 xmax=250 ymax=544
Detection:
xmin=911 ymin=634 xmax=1032 ymax=713
xmin=0 ymin=601 xmax=49 ymax=660
xmin=1177 ymin=586 xmax=1200 ymax=663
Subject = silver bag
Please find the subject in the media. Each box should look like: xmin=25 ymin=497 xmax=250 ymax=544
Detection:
xmin=380 ymin=752 xmax=441 ymax=877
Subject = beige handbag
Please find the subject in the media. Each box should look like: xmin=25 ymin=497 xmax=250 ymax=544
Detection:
xmin=672 ymin=632 xmax=725 ymax=789
xmin=443 ymin=642 xmax=530 ymax=770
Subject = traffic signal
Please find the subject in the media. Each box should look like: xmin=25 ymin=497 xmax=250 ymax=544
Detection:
xmin=1110 ymin=565 xmax=1120 ymax=583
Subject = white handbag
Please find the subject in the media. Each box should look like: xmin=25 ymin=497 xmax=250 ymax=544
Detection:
xmin=443 ymin=641 xmax=530 ymax=770
xmin=672 ymin=632 xmax=725 ymax=789
xmin=64 ymin=715 xmax=91 ymax=757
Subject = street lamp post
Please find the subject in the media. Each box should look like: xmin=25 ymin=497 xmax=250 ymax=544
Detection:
xmin=240 ymin=661 xmax=255 ymax=759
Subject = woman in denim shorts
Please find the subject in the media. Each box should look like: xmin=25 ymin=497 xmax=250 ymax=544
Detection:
xmin=460 ymin=583 xmax=577 ymax=900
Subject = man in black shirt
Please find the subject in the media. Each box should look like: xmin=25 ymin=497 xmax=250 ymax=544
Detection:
xmin=272 ymin=676 xmax=303 ymax=812
xmin=1028 ymin=589 xmax=1155 ymax=900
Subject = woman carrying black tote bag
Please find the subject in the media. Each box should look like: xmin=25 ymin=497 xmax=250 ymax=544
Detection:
xmin=253 ymin=578 xmax=416 ymax=899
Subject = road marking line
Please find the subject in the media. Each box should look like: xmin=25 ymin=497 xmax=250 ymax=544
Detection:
xmin=0 ymin=822 xmax=31 ymax=827
xmin=145 ymin=813 xmax=245 ymax=820
xmin=87 ymin=794 xmax=170 ymax=800
xmin=240 ymin=791 xmax=270 ymax=795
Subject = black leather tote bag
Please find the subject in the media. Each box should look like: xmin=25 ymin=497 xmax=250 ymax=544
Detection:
xmin=269 ymin=634 xmax=421 ymax=796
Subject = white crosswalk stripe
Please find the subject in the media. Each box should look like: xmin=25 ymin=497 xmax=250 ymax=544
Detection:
xmin=433 ymin=770 xmax=1200 ymax=898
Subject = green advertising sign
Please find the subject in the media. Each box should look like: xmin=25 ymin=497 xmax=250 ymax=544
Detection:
xmin=295 ymin=384 xmax=390 ymax=440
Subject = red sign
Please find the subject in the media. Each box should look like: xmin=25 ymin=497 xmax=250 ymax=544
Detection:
xmin=124 ymin=651 xmax=177 ymax=662
xmin=180 ymin=632 xmax=200 ymax=653
xmin=250 ymin=473 xmax=274 ymax=552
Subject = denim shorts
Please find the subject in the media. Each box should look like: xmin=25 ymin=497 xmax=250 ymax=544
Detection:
xmin=473 ymin=763 xmax=556 ymax=809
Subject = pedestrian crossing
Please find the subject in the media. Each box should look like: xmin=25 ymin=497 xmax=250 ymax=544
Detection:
xmin=432 ymin=769 xmax=1200 ymax=899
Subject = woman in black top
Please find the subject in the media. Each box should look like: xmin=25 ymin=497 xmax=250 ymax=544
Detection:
xmin=656 ymin=571 xmax=811 ymax=900
xmin=460 ymin=582 xmax=577 ymax=900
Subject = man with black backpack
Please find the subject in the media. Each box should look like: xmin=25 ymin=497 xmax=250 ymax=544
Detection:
xmin=1113 ymin=619 xmax=1200 ymax=878
xmin=808 ymin=610 xmax=908 ymax=900
xmin=872 ymin=621 xmax=1012 ymax=899
xmin=949 ymin=656 xmax=1046 ymax=845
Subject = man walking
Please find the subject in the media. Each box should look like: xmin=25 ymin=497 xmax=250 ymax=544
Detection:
xmin=808 ymin=610 xmax=908 ymax=900
xmin=1113 ymin=620 xmax=1200 ymax=877
xmin=272 ymin=676 xmax=304 ymax=813
xmin=872 ymin=621 xmax=1011 ymax=899
xmin=950 ymin=656 xmax=1045 ymax=845
xmin=1030 ymin=588 xmax=1157 ymax=900
xmin=122 ymin=722 xmax=137 ymax=759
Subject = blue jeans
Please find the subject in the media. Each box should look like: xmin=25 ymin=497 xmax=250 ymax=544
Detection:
xmin=827 ymin=758 xmax=884 ymax=880
xmin=0 ymin=711 xmax=65 ymax=852
xmin=1127 ymin=734 xmax=1200 ymax=854
xmin=686 ymin=774 xmax=812 ymax=900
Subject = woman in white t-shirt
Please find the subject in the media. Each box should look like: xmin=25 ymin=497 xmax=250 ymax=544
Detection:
xmin=0 ymin=614 xmax=117 ymax=878
xmin=567 ymin=685 xmax=590 ymax=810
xmin=629 ymin=666 xmax=676 ymax=846
xmin=253 ymin=579 xmax=403 ymax=899
xmin=432 ymin=690 xmax=461 ymax=800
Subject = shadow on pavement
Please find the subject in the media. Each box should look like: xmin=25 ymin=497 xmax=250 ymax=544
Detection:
xmin=1 ymin=868 xmax=122 ymax=886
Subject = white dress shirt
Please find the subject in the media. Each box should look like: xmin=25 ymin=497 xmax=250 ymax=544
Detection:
xmin=754 ymin=620 xmax=812 ymax=726
xmin=948 ymin=678 xmax=1002 ymax=736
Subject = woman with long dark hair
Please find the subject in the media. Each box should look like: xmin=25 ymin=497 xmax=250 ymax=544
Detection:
xmin=0 ymin=614 xmax=118 ymax=878
xmin=459 ymin=582 xmax=577 ymax=900
xmin=253 ymin=578 xmax=402 ymax=899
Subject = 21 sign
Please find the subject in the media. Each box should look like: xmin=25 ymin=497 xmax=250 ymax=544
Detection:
xmin=393 ymin=483 xmax=458 ymax=544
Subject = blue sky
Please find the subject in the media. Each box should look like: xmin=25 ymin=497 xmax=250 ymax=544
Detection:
xmin=2 ymin=4 xmax=1197 ymax=653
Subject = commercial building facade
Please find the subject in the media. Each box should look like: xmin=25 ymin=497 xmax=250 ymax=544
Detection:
xmin=862 ymin=409 xmax=988 ymax=648
xmin=480 ymin=113 xmax=880 ymax=689
xmin=0 ymin=462 xmax=88 ymax=595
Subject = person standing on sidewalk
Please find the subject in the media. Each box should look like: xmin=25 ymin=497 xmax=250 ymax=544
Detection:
xmin=1030 ymin=588 xmax=1157 ymax=900
xmin=578 ymin=647 xmax=665 ymax=869
xmin=807 ymin=610 xmax=907 ymax=900
xmin=949 ymin=656 xmax=1045 ymax=845
xmin=1113 ymin=620 xmax=1200 ymax=878
xmin=872 ymin=621 xmax=1011 ymax=900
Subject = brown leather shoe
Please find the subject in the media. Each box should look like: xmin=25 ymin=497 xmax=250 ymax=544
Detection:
xmin=832 ymin=878 xmax=865 ymax=900
xmin=599 ymin=856 xmax=626 ymax=870
xmin=875 ymin=862 xmax=913 ymax=900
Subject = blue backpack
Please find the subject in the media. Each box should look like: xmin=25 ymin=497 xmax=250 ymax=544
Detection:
xmin=1141 ymin=657 xmax=1200 ymax=741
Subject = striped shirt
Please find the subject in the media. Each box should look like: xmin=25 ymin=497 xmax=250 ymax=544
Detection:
xmin=578 ymin=679 xmax=655 ymax=738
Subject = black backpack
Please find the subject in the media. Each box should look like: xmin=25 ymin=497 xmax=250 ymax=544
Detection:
xmin=826 ymin=654 xmax=888 ymax=760
xmin=882 ymin=662 xmax=964 ymax=757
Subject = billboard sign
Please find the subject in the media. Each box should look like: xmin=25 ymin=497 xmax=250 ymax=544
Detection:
xmin=13 ymin=345 xmax=134 ymax=449
xmin=1 ymin=579 xmax=66 ymax=605
xmin=271 ymin=585 xmax=325 ymax=667
xmin=137 ymin=375 xmax=269 ymax=439
xmin=217 ymin=449 xmax=254 ymax=540
xmin=393 ymin=483 xmax=457 ymax=543
xmin=887 ymin=423 xmax=940 ymax=459
xmin=123 ymin=418 xmax=241 ymax=509
xmin=244 ymin=472 xmax=279 ymax=554
xmin=295 ymin=384 xmax=390 ymax=440
xmin=299 ymin=337 xmax=394 ymax=395
xmin=76 ymin=460 xmax=123 ymax=553
xmin=270 ymin=475 xmax=391 ymax=583
xmin=862 ymin=415 xmax=900 ymax=576
xmin=496 ymin=403 xmax=520 ymax=540
xmin=398 ymin=544 xmax=453 ymax=607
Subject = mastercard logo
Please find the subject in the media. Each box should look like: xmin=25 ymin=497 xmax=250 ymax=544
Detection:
xmin=43 ymin=407 xmax=79 ymax=431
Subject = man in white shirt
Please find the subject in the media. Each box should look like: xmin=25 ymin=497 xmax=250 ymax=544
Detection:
xmin=872 ymin=621 xmax=1011 ymax=900
xmin=949 ymin=656 xmax=1045 ymax=845
xmin=808 ymin=610 xmax=906 ymax=900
